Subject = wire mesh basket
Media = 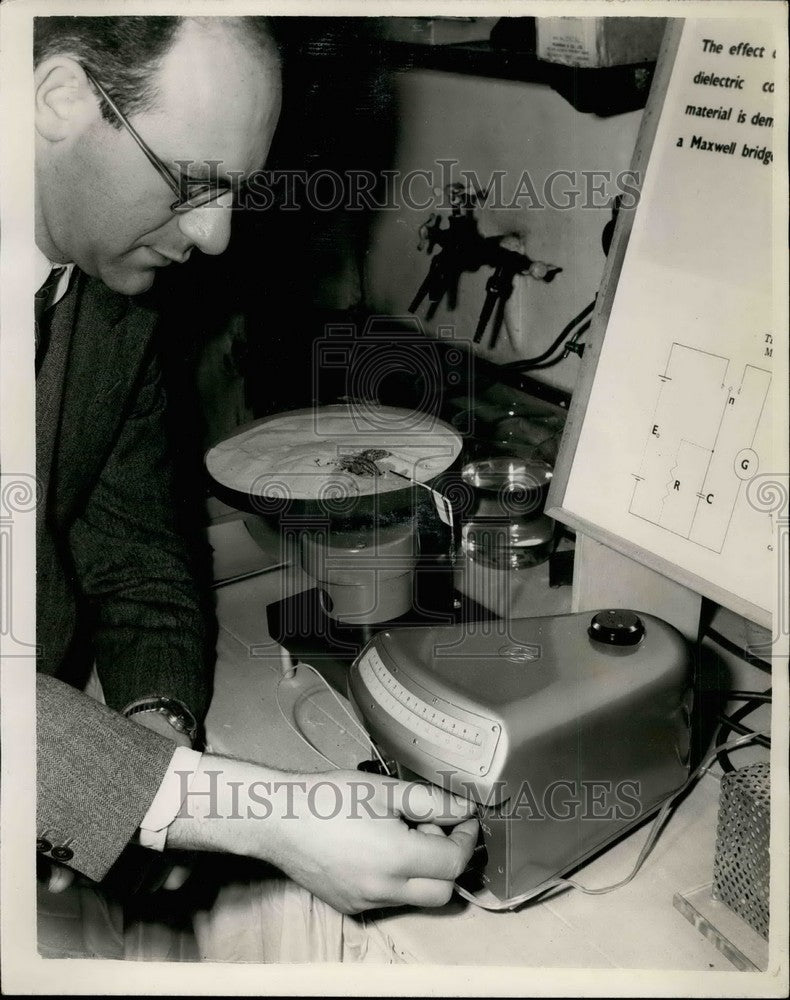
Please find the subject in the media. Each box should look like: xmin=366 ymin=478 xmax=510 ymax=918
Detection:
xmin=712 ymin=761 xmax=770 ymax=939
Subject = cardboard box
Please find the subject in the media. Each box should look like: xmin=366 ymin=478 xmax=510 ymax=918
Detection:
xmin=536 ymin=17 xmax=666 ymax=68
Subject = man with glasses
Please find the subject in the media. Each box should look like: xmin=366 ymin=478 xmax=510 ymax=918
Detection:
xmin=34 ymin=15 xmax=476 ymax=946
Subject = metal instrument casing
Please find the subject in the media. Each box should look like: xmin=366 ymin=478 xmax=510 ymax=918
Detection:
xmin=348 ymin=610 xmax=693 ymax=901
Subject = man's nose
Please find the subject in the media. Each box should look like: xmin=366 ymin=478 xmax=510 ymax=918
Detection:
xmin=176 ymin=191 xmax=233 ymax=256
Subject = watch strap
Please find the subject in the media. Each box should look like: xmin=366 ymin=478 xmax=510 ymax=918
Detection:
xmin=121 ymin=696 xmax=199 ymax=744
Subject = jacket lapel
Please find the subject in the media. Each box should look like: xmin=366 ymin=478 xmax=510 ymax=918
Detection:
xmin=36 ymin=277 xmax=80 ymax=545
xmin=51 ymin=275 xmax=154 ymax=525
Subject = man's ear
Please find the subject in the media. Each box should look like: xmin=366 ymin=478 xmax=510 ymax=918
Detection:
xmin=35 ymin=58 xmax=99 ymax=142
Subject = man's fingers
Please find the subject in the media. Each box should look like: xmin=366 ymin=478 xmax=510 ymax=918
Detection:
xmin=385 ymin=779 xmax=476 ymax=825
xmin=445 ymin=816 xmax=481 ymax=847
xmin=396 ymin=820 xmax=480 ymax=908
xmin=162 ymin=864 xmax=191 ymax=891
xmin=399 ymin=877 xmax=456 ymax=909
xmin=438 ymin=817 xmax=479 ymax=868
xmin=415 ymin=822 xmax=445 ymax=837
xmin=47 ymin=865 xmax=75 ymax=893
xmin=401 ymin=816 xmax=479 ymax=880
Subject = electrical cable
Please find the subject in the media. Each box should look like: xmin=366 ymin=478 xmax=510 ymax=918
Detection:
xmin=296 ymin=661 xmax=392 ymax=776
xmin=714 ymin=714 xmax=771 ymax=749
xmin=704 ymin=626 xmax=772 ymax=671
xmin=502 ymin=305 xmax=592 ymax=371
xmin=211 ymin=562 xmax=289 ymax=590
xmin=454 ymin=729 xmax=770 ymax=912
xmin=722 ymin=689 xmax=772 ymax=702
xmin=565 ymin=319 xmax=591 ymax=349
xmin=502 ymin=299 xmax=595 ymax=372
xmin=274 ymin=675 xmax=345 ymax=770
xmin=567 ymin=317 xmax=591 ymax=340
xmin=273 ymin=663 xmax=392 ymax=775
xmin=715 ymin=693 xmax=771 ymax=772
xmin=520 ymin=319 xmax=592 ymax=371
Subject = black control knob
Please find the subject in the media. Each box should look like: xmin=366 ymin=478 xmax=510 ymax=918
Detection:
xmin=589 ymin=610 xmax=644 ymax=646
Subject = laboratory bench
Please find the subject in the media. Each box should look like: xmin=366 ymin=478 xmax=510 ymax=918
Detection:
xmin=197 ymin=507 xmax=772 ymax=969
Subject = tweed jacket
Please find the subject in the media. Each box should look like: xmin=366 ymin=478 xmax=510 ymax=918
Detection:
xmin=36 ymin=272 xmax=213 ymax=881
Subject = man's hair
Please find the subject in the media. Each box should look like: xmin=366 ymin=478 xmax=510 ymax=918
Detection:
xmin=33 ymin=16 xmax=279 ymax=126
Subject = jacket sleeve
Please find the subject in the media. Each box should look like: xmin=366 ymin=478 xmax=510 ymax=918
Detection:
xmin=67 ymin=344 xmax=214 ymax=721
xmin=36 ymin=673 xmax=179 ymax=881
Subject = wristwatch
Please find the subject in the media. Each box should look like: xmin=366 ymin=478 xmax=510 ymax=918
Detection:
xmin=122 ymin=696 xmax=198 ymax=744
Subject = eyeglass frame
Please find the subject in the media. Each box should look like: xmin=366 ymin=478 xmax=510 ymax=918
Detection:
xmin=81 ymin=65 xmax=233 ymax=214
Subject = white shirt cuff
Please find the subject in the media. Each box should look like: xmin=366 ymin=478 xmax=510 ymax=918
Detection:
xmin=138 ymin=746 xmax=203 ymax=851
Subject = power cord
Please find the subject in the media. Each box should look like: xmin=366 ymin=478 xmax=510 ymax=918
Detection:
xmin=705 ymin=626 xmax=772 ymax=672
xmin=523 ymin=319 xmax=592 ymax=369
xmin=502 ymin=299 xmax=595 ymax=372
xmin=715 ymin=689 xmax=772 ymax=773
xmin=273 ymin=659 xmax=392 ymax=775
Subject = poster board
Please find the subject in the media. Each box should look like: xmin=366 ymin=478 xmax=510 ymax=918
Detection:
xmin=547 ymin=17 xmax=783 ymax=630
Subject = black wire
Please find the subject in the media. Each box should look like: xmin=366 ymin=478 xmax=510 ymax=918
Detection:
xmin=502 ymin=299 xmax=595 ymax=371
xmin=705 ymin=626 xmax=772 ymax=671
xmin=715 ymin=698 xmax=771 ymax=773
xmin=512 ymin=320 xmax=593 ymax=373
xmin=566 ymin=319 xmax=591 ymax=346
xmin=505 ymin=302 xmax=593 ymax=370
xmin=714 ymin=715 xmax=772 ymax=749
xmin=524 ymin=353 xmax=575 ymax=372
xmin=722 ymin=690 xmax=772 ymax=702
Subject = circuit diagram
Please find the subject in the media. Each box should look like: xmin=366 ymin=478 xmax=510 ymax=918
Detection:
xmin=629 ymin=343 xmax=771 ymax=553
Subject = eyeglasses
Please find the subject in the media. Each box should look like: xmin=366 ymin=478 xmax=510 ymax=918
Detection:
xmin=82 ymin=66 xmax=233 ymax=214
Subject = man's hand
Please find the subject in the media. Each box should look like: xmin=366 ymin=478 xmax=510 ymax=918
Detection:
xmin=264 ymin=771 xmax=479 ymax=913
xmin=166 ymin=757 xmax=479 ymax=914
